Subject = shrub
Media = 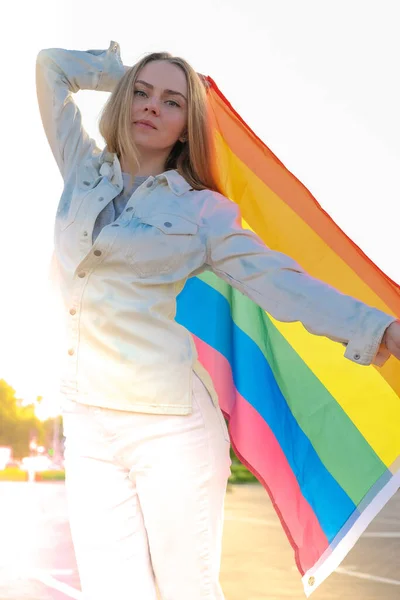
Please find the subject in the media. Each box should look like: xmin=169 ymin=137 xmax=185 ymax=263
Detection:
xmin=35 ymin=470 xmax=65 ymax=482
xmin=0 ymin=468 xmax=27 ymax=482
xmin=0 ymin=468 xmax=66 ymax=482
xmin=229 ymin=463 xmax=259 ymax=485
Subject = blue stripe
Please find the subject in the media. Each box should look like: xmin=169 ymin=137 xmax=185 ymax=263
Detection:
xmin=176 ymin=276 xmax=356 ymax=541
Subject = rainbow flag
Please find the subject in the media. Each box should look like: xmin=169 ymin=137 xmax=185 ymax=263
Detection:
xmin=175 ymin=76 xmax=400 ymax=596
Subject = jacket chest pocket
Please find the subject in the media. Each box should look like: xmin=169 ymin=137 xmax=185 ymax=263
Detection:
xmin=125 ymin=213 xmax=199 ymax=278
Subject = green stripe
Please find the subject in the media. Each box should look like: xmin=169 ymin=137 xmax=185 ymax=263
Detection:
xmin=198 ymin=271 xmax=387 ymax=503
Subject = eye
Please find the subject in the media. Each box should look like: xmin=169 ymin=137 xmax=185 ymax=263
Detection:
xmin=134 ymin=90 xmax=147 ymax=97
xmin=166 ymin=100 xmax=180 ymax=108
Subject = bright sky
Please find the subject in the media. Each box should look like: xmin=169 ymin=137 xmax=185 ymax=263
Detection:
xmin=1 ymin=0 xmax=399 ymax=419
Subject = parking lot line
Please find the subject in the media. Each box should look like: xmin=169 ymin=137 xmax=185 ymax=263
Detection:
xmin=336 ymin=567 xmax=400 ymax=586
xmin=31 ymin=570 xmax=83 ymax=599
xmin=362 ymin=532 xmax=400 ymax=538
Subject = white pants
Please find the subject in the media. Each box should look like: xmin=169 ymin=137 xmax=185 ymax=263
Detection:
xmin=61 ymin=372 xmax=232 ymax=600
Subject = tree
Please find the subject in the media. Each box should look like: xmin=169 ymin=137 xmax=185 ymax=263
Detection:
xmin=0 ymin=379 xmax=44 ymax=458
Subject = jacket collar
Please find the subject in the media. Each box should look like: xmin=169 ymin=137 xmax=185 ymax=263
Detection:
xmin=159 ymin=170 xmax=193 ymax=196
xmin=98 ymin=146 xmax=192 ymax=197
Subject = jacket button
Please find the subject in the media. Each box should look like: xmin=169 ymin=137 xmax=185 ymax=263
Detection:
xmin=146 ymin=180 xmax=153 ymax=188
xmin=164 ymin=222 xmax=172 ymax=228
xmin=353 ymin=353 xmax=361 ymax=360
xmin=78 ymin=271 xmax=86 ymax=278
xmin=94 ymin=250 xmax=102 ymax=256
xmin=68 ymin=349 xmax=75 ymax=356
xmin=83 ymin=181 xmax=91 ymax=186
xmin=98 ymin=197 xmax=104 ymax=202
xmin=125 ymin=207 xmax=133 ymax=212
xmin=69 ymin=308 xmax=76 ymax=315
xmin=83 ymin=231 xmax=88 ymax=237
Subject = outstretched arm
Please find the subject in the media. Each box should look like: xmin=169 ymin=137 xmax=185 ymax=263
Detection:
xmin=204 ymin=194 xmax=398 ymax=367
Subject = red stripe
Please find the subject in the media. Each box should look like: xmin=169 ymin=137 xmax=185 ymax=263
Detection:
xmin=194 ymin=334 xmax=330 ymax=573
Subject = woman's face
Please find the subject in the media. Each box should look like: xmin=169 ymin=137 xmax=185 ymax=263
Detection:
xmin=130 ymin=60 xmax=188 ymax=153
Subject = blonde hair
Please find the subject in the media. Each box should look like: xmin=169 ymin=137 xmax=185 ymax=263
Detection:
xmin=98 ymin=52 xmax=223 ymax=193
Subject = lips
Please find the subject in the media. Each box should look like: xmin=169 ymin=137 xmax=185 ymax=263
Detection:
xmin=134 ymin=120 xmax=157 ymax=129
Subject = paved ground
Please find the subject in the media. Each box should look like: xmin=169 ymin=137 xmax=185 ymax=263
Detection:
xmin=0 ymin=481 xmax=399 ymax=599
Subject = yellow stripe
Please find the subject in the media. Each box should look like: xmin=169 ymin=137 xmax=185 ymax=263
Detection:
xmin=269 ymin=318 xmax=400 ymax=466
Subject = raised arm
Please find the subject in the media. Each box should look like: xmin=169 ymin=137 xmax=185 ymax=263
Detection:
xmin=35 ymin=40 xmax=126 ymax=181
xmin=204 ymin=194 xmax=397 ymax=367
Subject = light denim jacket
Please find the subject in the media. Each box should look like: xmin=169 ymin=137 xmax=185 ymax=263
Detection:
xmin=36 ymin=40 xmax=396 ymax=415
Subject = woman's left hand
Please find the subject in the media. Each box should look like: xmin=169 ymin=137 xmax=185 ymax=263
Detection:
xmin=382 ymin=320 xmax=400 ymax=360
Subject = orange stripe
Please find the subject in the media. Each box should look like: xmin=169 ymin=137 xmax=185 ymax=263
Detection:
xmin=215 ymin=134 xmax=395 ymax=315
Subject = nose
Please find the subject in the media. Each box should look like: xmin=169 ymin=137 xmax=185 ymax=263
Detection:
xmin=144 ymin=95 xmax=161 ymax=116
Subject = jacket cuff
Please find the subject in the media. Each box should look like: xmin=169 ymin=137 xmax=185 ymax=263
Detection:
xmin=344 ymin=312 xmax=397 ymax=366
xmin=96 ymin=40 xmax=126 ymax=93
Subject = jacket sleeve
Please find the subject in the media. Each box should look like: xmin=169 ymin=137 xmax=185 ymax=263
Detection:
xmin=35 ymin=40 xmax=126 ymax=181
xmin=204 ymin=195 xmax=397 ymax=367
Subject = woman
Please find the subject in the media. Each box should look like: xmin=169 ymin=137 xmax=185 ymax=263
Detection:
xmin=35 ymin=40 xmax=400 ymax=600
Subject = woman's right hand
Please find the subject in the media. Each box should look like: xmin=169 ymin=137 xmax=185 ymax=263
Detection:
xmin=381 ymin=320 xmax=400 ymax=361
